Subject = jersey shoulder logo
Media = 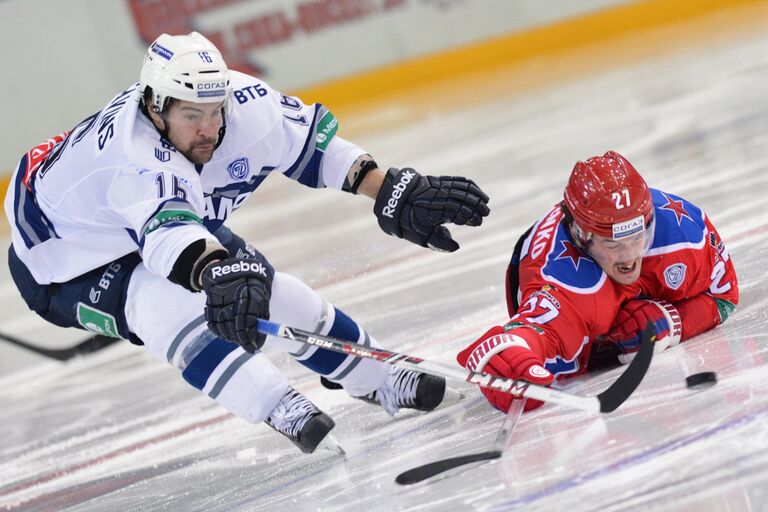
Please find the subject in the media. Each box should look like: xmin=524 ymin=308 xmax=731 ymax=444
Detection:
xmin=540 ymin=222 xmax=606 ymax=293
xmin=659 ymin=192 xmax=693 ymax=225
xmin=555 ymin=239 xmax=589 ymax=271
xmin=648 ymin=189 xmax=706 ymax=253
xmin=663 ymin=263 xmax=687 ymax=290
xmin=227 ymin=157 xmax=249 ymax=180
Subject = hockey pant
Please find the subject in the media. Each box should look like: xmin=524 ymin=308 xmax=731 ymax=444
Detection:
xmin=125 ymin=265 xmax=389 ymax=424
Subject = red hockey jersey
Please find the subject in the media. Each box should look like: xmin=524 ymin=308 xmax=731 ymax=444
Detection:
xmin=502 ymin=188 xmax=738 ymax=377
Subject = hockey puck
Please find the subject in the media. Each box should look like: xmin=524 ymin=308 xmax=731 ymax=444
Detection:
xmin=686 ymin=371 xmax=717 ymax=388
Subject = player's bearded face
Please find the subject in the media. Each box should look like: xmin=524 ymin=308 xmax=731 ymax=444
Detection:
xmin=163 ymin=100 xmax=225 ymax=165
xmin=587 ymin=231 xmax=647 ymax=285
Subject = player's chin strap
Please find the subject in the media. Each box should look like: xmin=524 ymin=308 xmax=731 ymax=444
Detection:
xmin=256 ymin=319 xmax=655 ymax=414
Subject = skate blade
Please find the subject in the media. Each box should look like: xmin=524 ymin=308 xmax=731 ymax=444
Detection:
xmin=441 ymin=386 xmax=465 ymax=406
xmin=318 ymin=433 xmax=346 ymax=455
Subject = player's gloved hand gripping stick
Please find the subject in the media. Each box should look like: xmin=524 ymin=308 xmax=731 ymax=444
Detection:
xmin=202 ymin=256 xmax=274 ymax=353
xmin=256 ymin=319 xmax=655 ymax=414
xmin=604 ymin=298 xmax=682 ymax=364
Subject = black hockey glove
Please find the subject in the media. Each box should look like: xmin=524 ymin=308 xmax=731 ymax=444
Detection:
xmin=374 ymin=167 xmax=490 ymax=252
xmin=201 ymin=256 xmax=274 ymax=353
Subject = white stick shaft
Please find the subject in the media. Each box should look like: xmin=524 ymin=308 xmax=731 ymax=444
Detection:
xmin=416 ymin=357 xmax=600 ymax=412
xmin=258 ymin=319 xmax=601 ymax=413
xmin=492 ymin=398 xmax=526 ymax=451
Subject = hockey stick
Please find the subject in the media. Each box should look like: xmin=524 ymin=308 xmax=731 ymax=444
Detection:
xmin=0 ymin=331 xmax=120 ymax=361
xmin=395 ymin=397 xmax=527 ymax=485
xmin=257 ymin=319 xmax=654 ymax=414
xmin=396 ymin=325 xmax=657 ymax=484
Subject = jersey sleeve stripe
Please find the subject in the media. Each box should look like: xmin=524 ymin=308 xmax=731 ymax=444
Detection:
xmin=282 ymin=104 xmax=335 ymax=189
xmin=124 ymin=228 xmax=140 ymax=246
xmin=11 ymin=155 xmax=59 ymax=249
xmin=139 ymin=199 xmax=203 ymax=243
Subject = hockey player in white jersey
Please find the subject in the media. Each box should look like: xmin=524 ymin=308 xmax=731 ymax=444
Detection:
xmin=4 ymin=32 xmax=489 ymax=453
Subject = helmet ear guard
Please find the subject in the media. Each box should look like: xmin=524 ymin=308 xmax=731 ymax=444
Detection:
xmin=560 ymin=201 xmax=593 ymax=248
xmin=139 ymin=32 xmax=232 ymax=113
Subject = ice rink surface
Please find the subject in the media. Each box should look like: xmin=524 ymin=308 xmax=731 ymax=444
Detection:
xmin=2 ymin=23 xmax=768 ymax=512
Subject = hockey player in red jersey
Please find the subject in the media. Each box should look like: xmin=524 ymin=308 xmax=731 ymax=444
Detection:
xmin=457 ymin=151 xmax=738 ymax=413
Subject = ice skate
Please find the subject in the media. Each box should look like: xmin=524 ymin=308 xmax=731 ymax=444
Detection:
xmin=265 ymin=387 xmax=342 ymax=454
xmin=323 ymin=367 xmax=448 ymax=416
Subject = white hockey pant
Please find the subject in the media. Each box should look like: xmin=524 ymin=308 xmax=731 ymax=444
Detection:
xmin=125 ymin=266 xmax=388 ymax=423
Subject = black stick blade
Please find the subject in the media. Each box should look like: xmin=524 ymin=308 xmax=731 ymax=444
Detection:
xmin=395 ymin=450 xmax=502 ymax=485
xmin=71 ymin=335 xmax=120 ymax=357
xmin=596 ymin=321 xmax=655 ymax=413
xmin=0 ymin=332 xmax=120 ymax=361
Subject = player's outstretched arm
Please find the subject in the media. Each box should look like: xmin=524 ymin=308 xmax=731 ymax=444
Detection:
xmin=354 ymin=164 xmax=490 ymax=252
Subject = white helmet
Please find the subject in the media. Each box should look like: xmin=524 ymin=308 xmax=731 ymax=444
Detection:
xmin=139 ymin=32 xmax=232 ymax=112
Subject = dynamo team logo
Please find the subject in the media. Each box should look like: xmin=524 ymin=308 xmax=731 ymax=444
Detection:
xmin=664 ymin=263 xmax=687 ymax=290
xmin=227 ymin=157 xmax=249 ymax=180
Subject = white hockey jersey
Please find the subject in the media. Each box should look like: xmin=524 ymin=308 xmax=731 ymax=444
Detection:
xmin=5 ymin=71 xmax=366 ymax=284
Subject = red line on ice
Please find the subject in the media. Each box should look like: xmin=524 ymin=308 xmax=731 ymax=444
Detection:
xmin=727 ymin=223 xmax=768 ymax=243
xmin=0 ymin=413 xmax=233 ymax=499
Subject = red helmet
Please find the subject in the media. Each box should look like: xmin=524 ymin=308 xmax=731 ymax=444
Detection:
xmin=563 ymin=151 xmax=653 ymax=240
